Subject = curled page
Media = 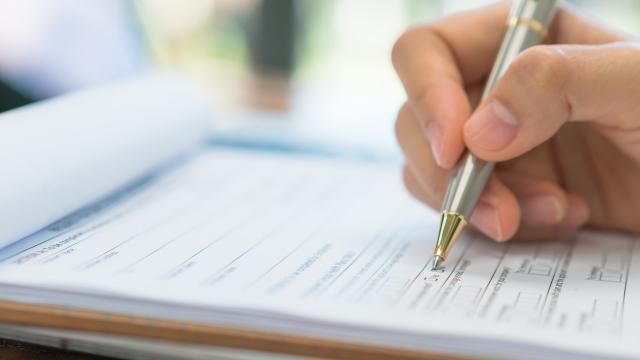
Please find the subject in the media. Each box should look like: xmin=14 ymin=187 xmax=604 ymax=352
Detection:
xmin=0 ymin=73 xmax=211 ymax=248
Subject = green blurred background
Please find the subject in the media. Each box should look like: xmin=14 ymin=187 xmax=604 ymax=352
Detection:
xmin=0 ymin=0 xmax=637 ymax=156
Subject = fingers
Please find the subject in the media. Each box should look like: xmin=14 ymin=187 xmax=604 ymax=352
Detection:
xmin=404 ymin=164 xmax=520 ymax=241
xmin=397 ymin=100 xmax=575 ymax=242
xmin=392 ymin=28 xmax=469 ymax=168
xmin=515 ymin=194 xmax=590 ymax=241
xmin=399 ymin=109 xmax=590 ymax=241
xmin=464 ymin=42 xmax=640 ymax=163
xmin=404 ymin=163 xmax=591 ymax=242
xmin=391 ymin=4 xmax=509 ymax=168
xmin=396 ymin=102 xmax=520 ymax=241
xmin=393 ymin=4 xmax=626 ymax=242
xmin=395 ymin=103 xmax=451 ymax=199
xmin=500 ymin=173 xmax=590 ymax=240
xmin=469 ymin=174 xmax=520 ymax=241
xmin=471 ymin=172 xmax=590 ymax=241
xmin=463 ymin=45 xmax=570 ymax=161
xmin=391 ymin=4 xmax=621 ymax=170
xmin=551 ymin=3 xmax=622 ymax=44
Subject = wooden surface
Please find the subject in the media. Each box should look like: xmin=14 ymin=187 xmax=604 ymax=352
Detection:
xmin=0 ymin=300 xmax=469 ymax=360
xmin=0 ymin=338 xmax=113 ymax=360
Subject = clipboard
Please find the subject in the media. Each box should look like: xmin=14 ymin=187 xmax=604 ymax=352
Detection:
xmin=0 ymin=300 xmax=468 ymax=360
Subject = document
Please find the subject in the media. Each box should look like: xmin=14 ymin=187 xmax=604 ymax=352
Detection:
xmin=0 ymin=148 xmax=637 ymax=360
xmin=0 ymin=73 xmax=210 ymax=248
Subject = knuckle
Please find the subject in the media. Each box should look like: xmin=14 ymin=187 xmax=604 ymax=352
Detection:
xmin=394 ymin=103 xmax=413 ymax=144
xmin=512 ymin=45 xmax=569 ymax=90
xmin=391 ymin=26 xmax=425 ymax=69
xmin=401 ymin=166 xmax=416 ymax=194
xmin=413 ymin=86 xmax=435 ymax=123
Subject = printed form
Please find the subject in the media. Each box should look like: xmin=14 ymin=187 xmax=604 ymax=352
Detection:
xmin=0 ymin=149 xmax=638 ymax=359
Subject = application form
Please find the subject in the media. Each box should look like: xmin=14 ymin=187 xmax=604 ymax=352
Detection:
xmin=0 ymin=148 xmax=637 ymax=359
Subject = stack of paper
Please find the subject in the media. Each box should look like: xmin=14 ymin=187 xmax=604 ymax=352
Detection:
xmin=0 ymin=74 xmax=636 ymax=360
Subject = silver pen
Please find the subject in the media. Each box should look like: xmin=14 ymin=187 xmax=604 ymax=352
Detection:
xmin=432 ymin=0 xmax=559 ymax=270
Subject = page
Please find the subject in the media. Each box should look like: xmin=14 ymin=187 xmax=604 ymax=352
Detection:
xmin=0 ymin=148 xmax=637 ymax=359
xmin=0 ymin=73 xmax=210 ymax=248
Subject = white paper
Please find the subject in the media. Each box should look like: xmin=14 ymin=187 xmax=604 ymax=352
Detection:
xmin=0 ymin=149 xmax=637 ymax=359
xmin=0 ymin=73 xmax=211 ymax=247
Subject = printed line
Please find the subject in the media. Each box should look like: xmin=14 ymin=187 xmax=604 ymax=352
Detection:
xmin=470 ymin=242 xmax=511 ymax=317
xmin=424 ymin=237 xmax=474 ymax=312
xmin=313 ymin=229 xmax=387 ymax=297
xmin=4 ymin=174 xmax=181 ymax=263
xmin=620 ymin=238 xmax=635 ymax=332
xmin=73 ymin=197 xmax=202 ymax=270
xmin=244 ymin=212 xmax=339 ymax=290
xmin=538 ymin=237 xmax=574 ymax=324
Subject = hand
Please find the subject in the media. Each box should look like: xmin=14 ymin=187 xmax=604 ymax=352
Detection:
xmin=392 ymin=3 xmax=640 ymax=241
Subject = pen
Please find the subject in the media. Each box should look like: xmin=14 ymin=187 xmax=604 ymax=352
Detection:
xmin=432 ymin=0 xmax=560 ymax=270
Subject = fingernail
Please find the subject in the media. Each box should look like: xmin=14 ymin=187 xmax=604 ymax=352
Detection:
xmin=472 ymin=202 xmax=504 ymax=242
xmin=425 ymin=121 xmax=443 ymax=167
xmin=521 ymin=195 xmax=565 ymax=226
xmin=465 ymin=100 xmax=518 ymax=151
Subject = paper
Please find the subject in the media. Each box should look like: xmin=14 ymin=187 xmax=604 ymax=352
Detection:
xmin=0 ymin=73 xmax=210 ymax=248
xmin=0 ymin=149 xmax=637 ymax=359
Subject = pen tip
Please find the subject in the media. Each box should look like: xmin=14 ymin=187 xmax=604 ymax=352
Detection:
xmin=432 ymin=256 xmax=443 ymax=271
xmin=432 ymin=211 xmax=467 ymax=271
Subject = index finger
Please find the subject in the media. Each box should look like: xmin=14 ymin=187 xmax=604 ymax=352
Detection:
xmin=391 ymin=3 xmax=619 ymax=169
xmin=391 ymin=4 xmax=509 ymax=168
xmin=393 ymin=3 xmax=619 ymax=103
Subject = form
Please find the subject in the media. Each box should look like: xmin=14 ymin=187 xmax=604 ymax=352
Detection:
xmin=0 ymin=148 xmax=637 ymax=359
xmin=0 ymin=74 xmax=210 ymax=249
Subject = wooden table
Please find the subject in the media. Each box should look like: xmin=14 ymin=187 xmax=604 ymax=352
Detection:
xmin=0 ymin=338 xmax=114 ymax=360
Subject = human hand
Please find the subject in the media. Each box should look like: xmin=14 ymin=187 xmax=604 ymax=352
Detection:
xmin=392 ymin=3 xmax=640 ymax=241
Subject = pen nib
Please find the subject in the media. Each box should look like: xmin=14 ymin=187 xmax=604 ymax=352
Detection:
xmin=431 ymin=255 xmax=443 ymax=271
xmin=431 ymin=211 xmax=467 ymax=272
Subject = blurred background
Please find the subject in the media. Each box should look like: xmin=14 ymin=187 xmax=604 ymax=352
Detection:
xmin=0 ymin=0 xmax=638 ymax=159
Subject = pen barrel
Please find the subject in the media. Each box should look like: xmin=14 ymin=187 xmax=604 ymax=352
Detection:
xmin=483 ymin=0 xmax=559 ymax=97
xmin=441 ymin=0 xmax=559 ymax=220
xmin=442 ymin=154 xmax=495 ymax=219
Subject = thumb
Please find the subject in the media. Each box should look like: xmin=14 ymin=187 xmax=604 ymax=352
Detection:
xmin=463 ymin=42 xmax=640 ymax=162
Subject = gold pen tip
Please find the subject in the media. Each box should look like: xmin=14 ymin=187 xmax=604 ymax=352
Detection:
xmin=432 ymin=211 xmax=467 ymax=269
